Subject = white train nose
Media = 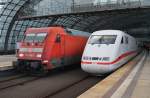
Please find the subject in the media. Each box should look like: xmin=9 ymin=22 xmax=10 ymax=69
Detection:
xmin=81 ymin=63 xmax=113 ymax=74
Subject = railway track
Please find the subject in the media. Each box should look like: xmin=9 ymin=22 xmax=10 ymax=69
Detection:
xmin=43 ymin=76 xmax=90 ymax=98
xmin=0 ymin=65 xmax=80 ymax=92
xmin=0 ymin=74 xmax=41 ymax=91
xmin=43 ymin=76 xmax=103 ymax=98
xmin=0 ymin=74 xmax=26 ymax=83
xmin=0 ymin=68 xmax=102 ymax=98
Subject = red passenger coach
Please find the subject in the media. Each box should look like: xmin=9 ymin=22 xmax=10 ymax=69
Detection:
xmin=15 ymin=26 xmax=90 ymax=73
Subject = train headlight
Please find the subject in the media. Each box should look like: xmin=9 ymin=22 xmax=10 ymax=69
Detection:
xmin=43 ymin=60 xmax=48 ymax=63
xmin=19 ymin=53 xmax=24 ymax=57
xmin=36 ymin=54 xmax=42 ymax=58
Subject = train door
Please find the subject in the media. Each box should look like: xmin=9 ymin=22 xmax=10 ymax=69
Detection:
xmin=55 ymin=34 xmax=65 ymax=65
xmin=125 ymin=36 xmax=129 ymax=51
xmin=120 ymin=36 xmax=126 ymax=54
xmin=60 ymin=34 xmax=65 ymax=65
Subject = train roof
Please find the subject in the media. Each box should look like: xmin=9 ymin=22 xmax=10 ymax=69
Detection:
xmin=92 ymin=30 xmax=125 ymax=35
xmin=66 ymin=28 xmax=91 ymax=37
xmin=92 ymin=30 xmax=135 ymax=38
xmin=25 ymin=27 xmax=51 ymax=33
xmin=25 ymin=27 xmax=90 ymax=37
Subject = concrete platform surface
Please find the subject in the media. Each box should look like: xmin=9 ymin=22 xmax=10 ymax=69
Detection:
xmin=129 ymin=54 xmax=150 ymax=98
xmin=0 ymin=55 xmax=16 ymax=71
xmin=78 ymin=52 xmax=148 ymax=98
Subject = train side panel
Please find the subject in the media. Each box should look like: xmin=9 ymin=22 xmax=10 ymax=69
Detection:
xmin=64 ymin=35 xmax=88 ymax=65
xmin=42 ymin=28 xmax=89 ymax=69
xmin=110 ymin=33 xmax=138 ymax=71
xmin=42 ymin=28 xmax=66 ymax=69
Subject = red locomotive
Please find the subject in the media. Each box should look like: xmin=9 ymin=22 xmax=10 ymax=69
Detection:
xmin=15 ymin=26 xmax=90 ymax=74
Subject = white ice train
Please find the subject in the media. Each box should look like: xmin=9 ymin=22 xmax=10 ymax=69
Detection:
xmin=81 ymin=30 xmax=140 ymax=75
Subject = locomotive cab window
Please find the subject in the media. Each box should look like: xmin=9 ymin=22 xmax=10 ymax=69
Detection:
xmin=24 ymin=33 xmax=35 ymax=42
xmin=89 ymin=35 xmax=117 ymax=44
xmin=34 ymin=33 xmax=47 ymax=43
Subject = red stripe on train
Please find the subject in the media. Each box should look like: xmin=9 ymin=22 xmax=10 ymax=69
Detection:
xmin=81 ymin=51 xmax=137 ymax=65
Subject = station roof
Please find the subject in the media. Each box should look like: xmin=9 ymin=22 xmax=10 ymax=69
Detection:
xmin=18 ymin=7 xmax=150 ymax=41
xmin=0 ymin=0 xmax=150 ymax=52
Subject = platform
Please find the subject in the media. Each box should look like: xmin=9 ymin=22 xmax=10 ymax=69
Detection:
xmin=0 ymin=55 xmax=16 ymax=71
xmin=78 ymin=52 xmax=149 ymax=98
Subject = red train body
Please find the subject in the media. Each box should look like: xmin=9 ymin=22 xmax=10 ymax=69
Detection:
xmin=16 ymin=27 xmax=90 ymax=73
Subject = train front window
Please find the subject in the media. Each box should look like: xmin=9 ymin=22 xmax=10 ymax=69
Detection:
xmin=34 ymin=33 xmax=47 ymax=42
xmin=89 ymin=35 xmax=117 ymax=44
xmin=24 ymin=33 xmax=35 ymax=42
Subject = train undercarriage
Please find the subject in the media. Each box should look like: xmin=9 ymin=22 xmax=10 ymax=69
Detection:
xmin=13 ymin=60 xmax=48 ymax=75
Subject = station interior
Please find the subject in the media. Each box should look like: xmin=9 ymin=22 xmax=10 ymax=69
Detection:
xmin=0 ymin=0 xmax=150 ymax=98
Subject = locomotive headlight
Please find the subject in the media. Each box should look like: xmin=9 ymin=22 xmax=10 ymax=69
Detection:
xmin=19 ymin=53 xmax=24 ymax=57
xmin=36 ymin=54 xmax=42 ymax=58
xmin=43 ymin=60 xmax=48 ymax=63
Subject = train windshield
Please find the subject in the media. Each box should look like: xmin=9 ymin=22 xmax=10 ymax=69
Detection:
xmin=24 ymin=33 xmax=35 ymax=42
xmin=34 ymin=33 xmax=47 ymax=42
xmin=24 ymin=33 xmax=47 ymax=42
xmin=89 ymin=35 xmax=117 ymax=44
